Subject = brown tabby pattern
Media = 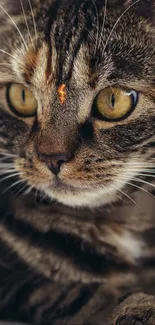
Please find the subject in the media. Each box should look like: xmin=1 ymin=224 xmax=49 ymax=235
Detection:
xmin=0 ymin=0 xmax=155 ymax=324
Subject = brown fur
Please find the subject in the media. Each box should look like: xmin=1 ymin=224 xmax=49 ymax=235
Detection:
xmin=0 ymin=0 xmax=155 ymax=324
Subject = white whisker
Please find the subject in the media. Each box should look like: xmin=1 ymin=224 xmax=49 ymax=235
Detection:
xmin=92 ymin=0 xmax=100 ymax=57
xmin=0 ymin=163 xmax=15 ymax=168
xmin=141 ymin=170 xmax=155 ymax=174
xmin=2 ymin=179 xmax=25 ymax=195
xmin=0 ymin=157 xmax=14 ymax=162
xmin=0 ymin=150 xmax=17 ymax=156
xmin=102 ymin=0 xmax=140 ymax=56
xmin=0 ymin=172 xmax=23 ymax=184
xmin=98 ymin=0 xmax=108 ymax=50
xmin=0 ymin=167 xmax=15 ymax=171
xmin=125 ymin=162 xmax=155 ymax=166
xmin=112 ymin=184 xmax=139 ymax=208
xmin=0 ymin=49 xmax=24 ymax=65
xmin=133 ymin=173 xmax=155 ymax=178
xmin=0 ymin=63 xmax=12 ymax=67
xmin=28 ymin=0 xmax=37 ymax=44
xmin=118 ymin=179 xmax=155 ymax=199
xmin=35 ymin=187 xmax=39 ymax=202
xmin=20 ymin=0 xmax=35 ymax=49
xmin=126 ymin=169 xmax=155 ymax=175
xmin=0 ymin=167 xmax=15 ymax=172
xmin=15 ymin=183 xmax=28 ymax=197
xmin=120 ymin=175 xmax=155 ymax=191
xmin=23 ymin=184 xmax=34 ymax=197
xmin=0 ymin=4 xmax=28 ymax=50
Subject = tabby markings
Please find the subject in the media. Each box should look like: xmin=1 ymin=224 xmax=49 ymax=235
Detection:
xmin=57 ymin=84 xmax=67 ymax=104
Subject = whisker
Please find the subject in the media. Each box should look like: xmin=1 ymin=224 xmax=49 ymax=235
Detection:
xmin=20 ymin=0 xmax=35 ymax=49
xmin=125 ymin=162 xmax=155 ymax=165
xmin=118 ymin=179 xmax=155 ymax=199
xmin=98 ymin=0 xmax=108 ymax=50
xmin=122 ymin=166 xmax=155 ymax=172
xmin=2 ymin=179 xmax=25 ymax=195
xmin=0 ymin=166 xmax=15 ymax=172
xmin=0 ymin=158 xmax=15 ymax=162
xmin=121 ymin=175 xmax=155 ymax=191
xmin=0 ymin=163 xmax=15 ymax=167
xmin=23 ymin=184 xmax=34 ymax=197
xmin=112 ymin=184 xmax=139 ymax=208
xmin=0 ymin=63 xmax=12 ymax=67
xmin=121 ymin=167 xmax=155 ymax=175
xmin=102 ymin=0 xmax=140 ymax=55
xmin=0 ymin=49 xmax=24 ymax=65
xmin=140 ymin=170 xmax=155 ymax=174
xmin=0 ymin=150 xmax=17 ymax=156
xmin=121 ymin=156 xmax=155 ymax=159
xmin=125 ymin=167 xmax=155 ymax=171
xmin=0 ymin=4 xmax=28 ymax=50
xmin=0 ymin=172 xmax=23 ymax=184
xmin=28 ymin=0 xmax=37 ymax=44
xmin=15 ymin=183 xmax=28 ymax=197
xmin=91 ymin=0 xmax=100 ymax=57
xmin=35 ymin=187 xmax=39 ymax=202
xmin=40 ymin=191 xmax=49 ymax=203
xmin=0 ymin=167 xmax=15 ymax=172
xmin=132 ymin=173 xmax=155 ymax=178
xmin=0 ymin=157 xmax=14 ymax=162
xmin=0 ymin=162 xmax=14 ymax=168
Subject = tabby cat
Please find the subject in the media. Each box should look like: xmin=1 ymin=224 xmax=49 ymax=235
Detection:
xmin=0 ymin=0 xmax=155 ymax=324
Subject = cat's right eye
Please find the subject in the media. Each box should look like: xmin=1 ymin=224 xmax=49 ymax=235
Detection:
xmin=6 ymin=83 xmax=37 ymax=117
xmin=93 ymin=86 xmax=138 ymax=122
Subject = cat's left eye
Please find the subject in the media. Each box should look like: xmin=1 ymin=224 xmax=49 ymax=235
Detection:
xmin=6 ymin=83 xmax=37 ymax=117
xmin=93 ymin=87 xmax=138 ymax=121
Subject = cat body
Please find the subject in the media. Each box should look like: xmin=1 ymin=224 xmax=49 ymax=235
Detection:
xmin=0 ymin=0 xmax=155 ymax=324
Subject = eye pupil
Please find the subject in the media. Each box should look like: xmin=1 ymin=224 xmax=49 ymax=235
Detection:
xmin=111 ymin=93 xmax=115 ymax=109
xmin=21 ymin=89 xmax=25 ymax=104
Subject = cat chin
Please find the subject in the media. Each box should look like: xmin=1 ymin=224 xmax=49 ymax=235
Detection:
xmin=34 ymin=161 xmax=139 ymax=207
xmin=43 ymin=185 xmax=119 ymax=208
xmin=38 ymin=165 xmax=137 ymax=207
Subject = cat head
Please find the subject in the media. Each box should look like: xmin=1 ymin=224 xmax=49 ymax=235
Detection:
xmin=0 ymin=0 xmax=155 ymax=207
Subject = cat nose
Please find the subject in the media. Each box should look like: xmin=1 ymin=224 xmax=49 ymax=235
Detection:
xmin=39 ymin=152 xmax=72 ymax=176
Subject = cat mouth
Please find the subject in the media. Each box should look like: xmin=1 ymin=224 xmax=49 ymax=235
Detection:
xmin=47 ymin=178 xmax=84 ymax=193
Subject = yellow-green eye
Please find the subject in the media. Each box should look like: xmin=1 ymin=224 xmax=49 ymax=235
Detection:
xmin=6 ymin=83 xmax=37 ymax=117
xmin=93 ymin=87 xmax=138 ymax=121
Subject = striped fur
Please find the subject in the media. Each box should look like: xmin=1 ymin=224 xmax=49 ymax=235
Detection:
xmin=0 ymin=0 xmax=155 ymax=324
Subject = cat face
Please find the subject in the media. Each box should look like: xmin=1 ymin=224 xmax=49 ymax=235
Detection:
xmin=0 ymin=0 xmax=155 ymax=207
